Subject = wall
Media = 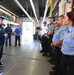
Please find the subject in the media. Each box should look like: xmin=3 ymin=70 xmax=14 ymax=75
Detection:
xmin=59 ymin=0 xmax=65 ymax=16
xmin=20 ymin=17 xmax=49 ymax=33
xmin=20 ymin=17 xmax=36 ymax=22
xmin=59 ymin=0 xmax=72 ymax=16
xmin=64 ymin=2 xmax=71 ymax=15
xmin=3 ymin=19 xmax=19 ymax=31
xmin=20 ymin=17 xmax=49 ymax=26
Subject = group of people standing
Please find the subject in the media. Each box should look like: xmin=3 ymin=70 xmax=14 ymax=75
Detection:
xmin=5 ymin=24 xmax=22 ymax=47
xmin=39 ymin=11 xmax=74 ymax=75
xmin=0 ymin=16 xmax=22 ymax=74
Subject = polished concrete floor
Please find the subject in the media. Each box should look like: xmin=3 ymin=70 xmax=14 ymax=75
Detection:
xmin=1 ymin=35 xmax=53 ymax=75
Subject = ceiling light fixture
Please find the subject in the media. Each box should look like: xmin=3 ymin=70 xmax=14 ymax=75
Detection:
xmin=29 ymin=0 xmax=39 ymax=23
xmin=42 ymin=0 xmax=48 ymax=22
xmin=14 ymin=0 xmax=34 ymax=22
xmin=42 ymin=6 xmax=48 ymax=22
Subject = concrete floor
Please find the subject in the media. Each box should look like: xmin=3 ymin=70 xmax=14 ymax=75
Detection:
xmin=1 ymin=35 xmax=53 ymax=75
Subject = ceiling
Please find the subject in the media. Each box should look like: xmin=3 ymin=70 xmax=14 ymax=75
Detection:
xmin=0 ymin=0 xmax=50 ymax=18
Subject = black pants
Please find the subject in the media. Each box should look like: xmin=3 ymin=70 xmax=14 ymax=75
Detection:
xmin=47 ymin=38 xmax=50 ymax=52
xmin=6 ymin=34 xmax=11 ymax=46
xmin=61 ymin=54 xmax=74 ymax=75
xmin=42 ymin=37 xmax=48 ymax=54
xmin=55 ymin=47 xmax=62 ymax=75
xmin=48 ymin=35 xmax=53 ymax=56
xmin=51 ymin=47 xmax=56 ymax=61
xmin=0 ymin=46 xmax=3 ymax=60
xmin=15 ymin=35 xmax=20 ymax=46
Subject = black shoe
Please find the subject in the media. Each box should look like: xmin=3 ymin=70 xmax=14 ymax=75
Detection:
xmin=9 ymin=44 xmax=12 ymax=46
xmin=52 ymin=66 xmax=56 ymax=70
xmin=0 ymin=62 xmax=6 ymax=66
xmin=40 ymin=50 xmax=44 ymax=53
xmin=49 ymin=71 xmax=56 ymax=75
xmin=42 ymin=54 xmax=47 ymax=56
xmin=50 ymin=61 xmax=55 ymax=65
xmin=6 ymin=45 xmax=7 ymax=47
xmin=14 ymin=45 xmax=17 ymax=47
xmin=19 ymin=45 xmax=20 ymax=47
xmin=46 ymin=54 xmax=51 ymax=58
xmin=48 ymin=59 xmax=53 ymax=62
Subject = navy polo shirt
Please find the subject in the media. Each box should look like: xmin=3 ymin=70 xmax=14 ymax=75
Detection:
xmin=0 ymin=26 xmax=5 ymax=46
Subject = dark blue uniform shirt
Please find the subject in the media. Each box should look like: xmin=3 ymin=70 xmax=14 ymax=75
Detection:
xmin=5 ymin=26 xmax=12 ymax=34
xmin=0 ymin=26 xmax=5 ymax=46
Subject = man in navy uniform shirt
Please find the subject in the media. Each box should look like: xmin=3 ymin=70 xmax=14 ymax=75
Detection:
xmin=5 ymin=24 xmax=12 ymax=47
xmin=0 ymin=16 xmax=8 ymax=74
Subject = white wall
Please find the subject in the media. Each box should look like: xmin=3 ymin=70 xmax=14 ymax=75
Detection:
xmin=20 ymin=17 xmax=36 ymax=22
xmin=65 ymin=3 xmax=71 ymax=15
xmin=20 ymin=17 xmax=49 ymax=33
xmin=3 ymin=20 xmax=19 ymax=31
xmin=59 ymin=0 xmax=65 ymax=16
xmin=20 ymin=17 xmax=49 ymax=26
xmin=3 ymin=20 xmax=10 ymax=28
xmin=59 ymin=0 xmax=71 ymax=16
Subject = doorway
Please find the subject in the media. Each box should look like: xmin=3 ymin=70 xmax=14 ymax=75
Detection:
xmin=21 ymin=22 xmax=35 ymax=44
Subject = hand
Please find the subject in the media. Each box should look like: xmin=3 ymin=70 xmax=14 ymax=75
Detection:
xmin=16 ymin=34 xmax=19 ymax=36
xmin=4 ymin=33 xmax=8 ymax=37
xmin=51 ymin=43 xmax=55 ymax=48
xmin=40 ymin=36 xmax=42 ymax=38
xmin=47 ymin=36 xmax=49 ymax=38
xmin=8 ymin=32 xmax=10 ymax=33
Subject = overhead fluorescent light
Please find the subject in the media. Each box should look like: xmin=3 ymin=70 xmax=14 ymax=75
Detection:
xmin=42 ymin=6 xmax=48 ymax=22
xmin=29 ymin=0 xmax=39 ymax=23
xmin=14 ymin=0 xmax=34 ymax=22
xmin=42 ymin=0 xmax=48 ymax=22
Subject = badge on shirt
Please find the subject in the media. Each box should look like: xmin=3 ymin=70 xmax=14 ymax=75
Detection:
xmin=70 ymin=33 xmax=74 ymax=38
xmin=62 ymin=30 xmax=66 ymax=34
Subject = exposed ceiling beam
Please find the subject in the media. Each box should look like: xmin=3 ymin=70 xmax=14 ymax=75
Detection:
xmin=29 ymin=0 xmax=39 ymax=23
xmin=14 ymin=0 xmax=34 ymax=22
xmin=0 ymin=5 xmax=19 ymax=18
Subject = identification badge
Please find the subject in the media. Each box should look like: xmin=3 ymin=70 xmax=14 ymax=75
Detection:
xmin=70 ymin=33 xmax=74 ymax=38
xmin=62 ymin=30 xmax=66 ymax=34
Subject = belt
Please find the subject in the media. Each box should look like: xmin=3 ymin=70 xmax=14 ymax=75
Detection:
xmin=55 ymin=47 xmax=61 ymax=49
xmin=43 ymin=36 xmax=47 ymax=38
xmin=62 ymin=54 xmax=74 ymax=59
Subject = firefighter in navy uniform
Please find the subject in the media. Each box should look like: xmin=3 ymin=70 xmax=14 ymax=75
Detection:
xmin=0 ymin=16 xmax=8 ymax=74
xmin=5 ymin=24 xmax=12 ymax=47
